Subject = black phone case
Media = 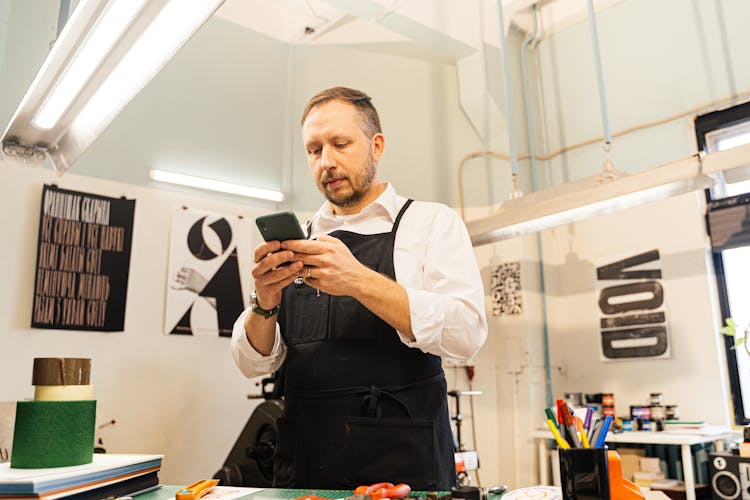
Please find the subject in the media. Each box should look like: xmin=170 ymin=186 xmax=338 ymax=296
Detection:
xmin=255 ymin=211 xmax=306 ymax=242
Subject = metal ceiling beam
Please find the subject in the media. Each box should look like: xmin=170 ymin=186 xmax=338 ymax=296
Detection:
xmin=321 ymin=0 xmax=476 ymax=60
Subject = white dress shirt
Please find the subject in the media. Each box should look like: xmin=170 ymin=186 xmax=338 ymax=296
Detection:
xmin=231 ymin=183 xmax=487 ymax=378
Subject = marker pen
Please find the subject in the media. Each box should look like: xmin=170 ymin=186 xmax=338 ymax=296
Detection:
xmin=594 ymin=415 xmax=613 ymax=448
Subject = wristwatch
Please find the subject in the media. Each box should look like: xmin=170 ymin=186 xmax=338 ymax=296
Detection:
xmin=250 ymin=290 xmax=280 ymax=319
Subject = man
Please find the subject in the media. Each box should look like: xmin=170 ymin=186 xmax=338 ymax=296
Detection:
xmin=231 ymin=87 xmax=487 ymax=490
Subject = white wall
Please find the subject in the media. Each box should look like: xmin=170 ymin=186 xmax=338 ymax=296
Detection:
xmin=0 ymin=161 xmax=276 ymax=484
xmin=536 ymin=0 xmax=750 ymax=187
xmin=527 ymin=0 xmax=750 ymax=425
xmin=461 ymin=0 xmax=750 ymax=488
xmin=286 ymin=43 xmax=487 ymax=209
xmin=543 ymin=192 xmax=731 ymax=424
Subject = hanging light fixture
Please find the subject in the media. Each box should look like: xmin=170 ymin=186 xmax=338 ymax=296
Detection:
xmin=1 ymin=0 xmax=225 ymax=175
xmin=467 ymin=0 xmax=720 ymax=246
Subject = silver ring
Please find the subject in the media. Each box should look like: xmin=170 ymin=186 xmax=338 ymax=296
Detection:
xmin=306 ymin=266 xmax=312 ymax=279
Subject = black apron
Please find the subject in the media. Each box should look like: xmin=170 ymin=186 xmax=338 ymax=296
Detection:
xmin=275 ymin=199 xmax=455 ymax=490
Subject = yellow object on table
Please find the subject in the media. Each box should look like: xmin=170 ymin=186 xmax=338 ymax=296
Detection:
xmin=176 ymin=479 xmax=219 ymax=500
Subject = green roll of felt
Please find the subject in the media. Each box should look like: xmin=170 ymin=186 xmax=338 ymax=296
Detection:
xmin=10 ymin=400 xmax=96 ymax=468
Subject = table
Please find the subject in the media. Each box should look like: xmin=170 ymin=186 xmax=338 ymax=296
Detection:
xmin=532 ymin=428 xmax=739 ymax=500
xmin=140 ymin=485 xmax=672 ymax=500
xmin=138 ymin=487 xmax=356 ymax=500
xmin=138 ymin=487 xmax=441 ymax=500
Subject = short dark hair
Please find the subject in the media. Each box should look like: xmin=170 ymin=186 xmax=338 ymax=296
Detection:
xmin=301 ymin=87 xmax=382 ymax=138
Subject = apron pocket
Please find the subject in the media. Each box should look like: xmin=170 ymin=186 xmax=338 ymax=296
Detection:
xmin=284 ymin=286 xmax=329 ymax=345
xmin=273 ymin=416 xmax=297 ymax=487
xmin=329 ymin=296 xmax=377 ymax=341
xmin=342 ymin=416 xmax=437 ymax=490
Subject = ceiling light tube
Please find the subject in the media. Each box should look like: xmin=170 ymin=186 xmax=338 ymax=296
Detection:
xmin=149 ymin=169 xmax=284 ymax=203
xmin=70 ymin=0 xmax=223 ymax=143
xmin=32 ymin=0 xmax=147 ymax=129
xmin=1 ymin=0 xmax=225 ymax=175
xmin=467 ymin=156 xmax=717 ymax=246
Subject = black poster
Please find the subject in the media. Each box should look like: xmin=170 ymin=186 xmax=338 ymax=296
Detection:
xmin=31 ymin=184 xmax=136 ymax=331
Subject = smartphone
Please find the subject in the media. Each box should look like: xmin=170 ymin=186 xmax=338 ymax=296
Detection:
xmin=255 ymin=211 xmax=306 ymax=242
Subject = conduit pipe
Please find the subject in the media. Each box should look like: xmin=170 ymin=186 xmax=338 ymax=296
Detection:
xmin=457 ymin=86 xmax=750 ymax=221
xmin=520 ymin=4 xmax=539 ymax=186
xmin=496 ymin=0 xmax=523 ymax=487
xmin=495 ymin=0 xmax=522 ymax=198
xmin=520 ymin=3 xmax=553 ymax=410
xmin=587 ymin=0 xmax=612 ymax=146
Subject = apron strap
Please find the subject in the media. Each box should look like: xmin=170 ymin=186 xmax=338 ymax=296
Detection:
xmin=391 ymin=199 xmax=414 ymax=234
xmin=362 ymin=385 xmax=412 ymax=418
xmin=288 ymin=372 xmax=444 ymax=419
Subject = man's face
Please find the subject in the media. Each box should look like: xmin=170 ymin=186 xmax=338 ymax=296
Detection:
xmin=302 ymin=100 xmax=384 ymax=212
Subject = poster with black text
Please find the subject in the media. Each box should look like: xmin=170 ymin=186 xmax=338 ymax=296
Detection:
xmin=164 ymin=207 xmax=253 ymax=337
xmin=596 ymin=249 xmax=671 ymax=361
xmin=32 ymin=184 xmax=135 ymax=331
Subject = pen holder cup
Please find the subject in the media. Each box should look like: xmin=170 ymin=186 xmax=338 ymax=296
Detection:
xmin=559 ymin=447 xmax=610 ymax=500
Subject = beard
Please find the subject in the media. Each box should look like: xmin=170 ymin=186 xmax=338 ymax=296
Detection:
xmin=319 ymin=156 xmax=377 ymax=208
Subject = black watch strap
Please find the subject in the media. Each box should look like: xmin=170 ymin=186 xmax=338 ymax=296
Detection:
xmin=250 ymin=291 xmax=280 ymax=319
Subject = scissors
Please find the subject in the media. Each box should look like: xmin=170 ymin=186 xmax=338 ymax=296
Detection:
xmin=353 ymin=482 xmax=411 ymax=500
xmin=176 ymin=479 xmax=219 ymax=500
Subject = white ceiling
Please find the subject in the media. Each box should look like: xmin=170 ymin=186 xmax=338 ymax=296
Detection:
xmin=214 ymin=0 xmax=628 ymax=61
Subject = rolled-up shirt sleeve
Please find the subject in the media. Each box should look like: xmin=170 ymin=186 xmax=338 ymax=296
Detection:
xmin=396 ymin=206 xmax=487 ymax=360
xmin=231 ymin=307 xmax=287 ymax=378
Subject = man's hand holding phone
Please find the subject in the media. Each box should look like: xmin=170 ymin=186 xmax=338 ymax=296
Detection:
xmin=252 ymin=212 xmax=307 ymax=310
xmin=251 ymin=241 xmax=303 ymax=308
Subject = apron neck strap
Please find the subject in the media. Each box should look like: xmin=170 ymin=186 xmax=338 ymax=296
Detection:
xmin=391 ymin=199 xmax=413 ymax=234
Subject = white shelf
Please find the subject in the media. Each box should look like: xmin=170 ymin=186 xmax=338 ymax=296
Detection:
xmin=531 ymin=427 xmax=739 ymax=446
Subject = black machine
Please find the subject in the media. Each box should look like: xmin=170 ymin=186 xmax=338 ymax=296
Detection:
xmin=709 ymin=451 xmax=750 ymax=500
xmin=214 ymin=373 xmax=285 ymax=487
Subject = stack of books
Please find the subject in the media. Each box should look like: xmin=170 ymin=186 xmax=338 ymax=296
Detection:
xmin=0 ymin=454 xmax=162 ymax=499
xmin=662 ymin=419 xmax=706 ymax=431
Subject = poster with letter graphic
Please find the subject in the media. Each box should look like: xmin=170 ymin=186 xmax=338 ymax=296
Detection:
xmin=32 ymin=184 xmax=135 ymax=331
xmin=596 ymin=249 xmax=671 ymax=361
xmin=165 ymin=207 xmax=253 ymax=337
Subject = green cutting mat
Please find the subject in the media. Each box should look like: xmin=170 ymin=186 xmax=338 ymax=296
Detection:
xmin=138 ymin=486 xmax=362 ymax=500
xmin=139 ymin=486 xmax=444 ymax=500
xmin=255 ymin=489 xmax=351 ymax=498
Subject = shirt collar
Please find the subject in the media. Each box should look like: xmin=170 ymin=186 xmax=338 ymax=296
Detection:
xmin=311 ymin=182 xmax=399 ymax=227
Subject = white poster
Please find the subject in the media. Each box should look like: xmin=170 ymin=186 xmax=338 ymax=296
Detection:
xmin=165 ymin=207 xmax=253 ymax=337
xmin=596 ymin=249 xmax=671 ymax=361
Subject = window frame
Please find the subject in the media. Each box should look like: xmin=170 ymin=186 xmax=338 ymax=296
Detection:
xmin=695 ymin=100 xmax=750 ymax=152
xmin=696 ymin=101 xmax=750 ymax=425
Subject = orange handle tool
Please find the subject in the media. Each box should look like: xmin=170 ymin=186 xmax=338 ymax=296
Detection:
xmin=176 ymin=479 xmax=219 ymax=500
xmin=354 ymin=483 xmax=411 ymax=500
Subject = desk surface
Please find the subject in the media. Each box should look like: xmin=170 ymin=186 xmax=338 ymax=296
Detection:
xmin=140 ymin=486 xmax=672 ymax=500
xmin=138 ymin=486 xmax=356 ymax=500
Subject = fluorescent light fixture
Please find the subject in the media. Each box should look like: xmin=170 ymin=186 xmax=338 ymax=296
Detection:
xmin=1 ymin=0 xmax=225 ymax=174
xmin=467 ymin=155 xmax=718 ymax=246
xmin=149 ymin=169 xmax=284 ymax=202
xmin=33 ymin=0 xmax=147 ymax=129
